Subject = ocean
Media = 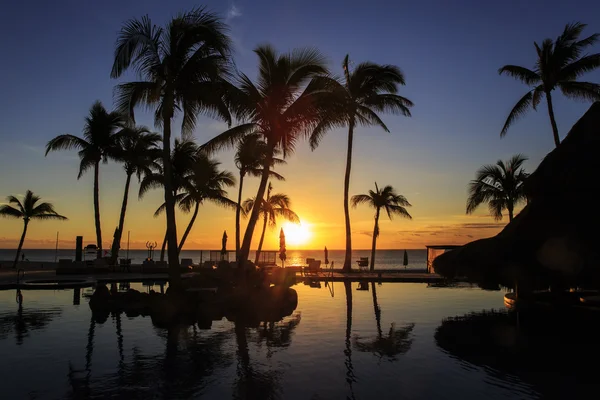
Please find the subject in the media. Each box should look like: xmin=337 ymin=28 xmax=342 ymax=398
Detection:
xmin=0 ymin=248 xmax=427 ymax=270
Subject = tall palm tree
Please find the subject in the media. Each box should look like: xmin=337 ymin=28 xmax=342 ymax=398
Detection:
xmin=139 ymin=139 xmax=199 ymax=261
xmin=202 ymin=45 xmax=331 ymax=264
xmin=309 ymin=55 xmax=413 ymax=271
xmin=46 ymin=101 xmax=125 ymax=257
xmin=352 ymin=183 xmax=412 ymax=271
xmin=242 ymin=183 xmax=300 ymax=264
xmin=234 ymin=134 xmax=285 ymax=257
xmin=0 ymin=190 xmax=67 ymax=268
xmin=110 ymin=128 xmax=161 ymax=262
xmin=499 ymin=22 xmax=600 ymax=147
xmin=466 ymin=154 xmax=529 ymax=222
xmin=155 ymin=154 xmax=237 ymax=252
xmin=111 ymin=8 xmax=233 ymax=282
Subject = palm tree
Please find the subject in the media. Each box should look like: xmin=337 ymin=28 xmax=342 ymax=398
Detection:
xmin=155 ymin=154 xmax=237 ymax=252
xmin=139 ymin=139 xmax=199 ymax=261
xmin=352 ymin=183 xmax=412 ymax=271
xmin=202 ymin=45 xmax=330 ymax=264
xmin=499 ymin=22 xmax=600 ymax=147
xmin=242 ymin=183 xmax=299 ymax=264
xmin=46 ymin=101 xmax=125 ymax=257
xmin=466 ymin=154 xmax=529 ymax=222
xmin=111 ymin=7 xmax=233 ymax=282
xmin=234 ymin=134 xmax=285 ymax=257
xmin=110 ymin=128 xmax=161 ymax=262
xmin=0 ymin=190 xmax=67 ymax=268
xmin=309 ymin=55 xmax=413 ymax=271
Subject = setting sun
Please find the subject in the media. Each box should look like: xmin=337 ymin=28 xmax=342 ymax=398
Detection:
xmin=281 ymin=222 xmax=312 ymax=247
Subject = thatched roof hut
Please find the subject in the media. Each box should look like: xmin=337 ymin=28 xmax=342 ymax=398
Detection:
xmin=434 ymin=102 xmax=600 ymax=290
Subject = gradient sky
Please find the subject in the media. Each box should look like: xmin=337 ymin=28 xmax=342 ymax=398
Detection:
xmin=1 ymin=0 xmax=600 ymax=251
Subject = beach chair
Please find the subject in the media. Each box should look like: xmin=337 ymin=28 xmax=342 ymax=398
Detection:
xmin=119 ymin=258 xmax=131 ymax=272
xmin=181 ymin=258 xmax=194 ymax=269
xmin=356 ymin=257 xmax=369 ymax=271
xmin=304 ymin=259 xmax=321 ymax=276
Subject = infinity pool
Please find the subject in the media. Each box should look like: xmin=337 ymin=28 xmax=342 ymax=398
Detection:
xmin=1 ymin=282 xmax=597 ymax=399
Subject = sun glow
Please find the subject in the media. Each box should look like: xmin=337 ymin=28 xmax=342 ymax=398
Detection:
xmin=282 ymin=221 xmax=311 ymax=246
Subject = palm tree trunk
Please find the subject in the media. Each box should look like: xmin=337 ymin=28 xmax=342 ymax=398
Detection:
xmin=239 ymin=144 xmax=274 ymax=264
xmin=508 ymin=203 xmax=514 ymax=222
xmin=111 ymin=172 xmax=132 ymax=264
xmin=12 ymin=220 xmax=29 ymax=268
xmin=178 ymin=202 xmax=199 ymax=254
xmin=371 ymin=282 xmax=382 ymax=338
xmin=343 ymin=122 xmax=355 ymax=272
xmin=93 ymin=162 xmax=103 ymax=258
xmin=545 ymin=91 xmax=561 ymax=148
xmin=254 ymin=212 xmax=268 ymax=264
xmin=369 ymin=207 xmax=380 ymax=271
xmin=236 ymin=171 xmax=245 ymax=258
xmin=344 ymin=281 xmax=355 ymax=386
xmin=160 ymin=230 xmax=167 ymax=262
xmin=162 ymin=99 xmax=180 ymax=285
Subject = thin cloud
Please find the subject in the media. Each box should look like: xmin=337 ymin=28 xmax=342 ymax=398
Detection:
xmin=226 ymin=4 xmax=242 ymax=21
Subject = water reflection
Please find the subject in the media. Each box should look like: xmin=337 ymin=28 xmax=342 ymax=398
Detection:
xmin=353 ymin=282 xmax=415 ymax=361
xmin=0 ymin=303 xmax=62 ymax=345
xmin=66 ymin=285 xmax=301 ymax=399
xmin=435 ymin=309 xmax=600 ymax=398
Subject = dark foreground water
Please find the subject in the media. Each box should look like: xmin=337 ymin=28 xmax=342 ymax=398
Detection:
xmin=1 ymin=282 xmax=598 ymax=399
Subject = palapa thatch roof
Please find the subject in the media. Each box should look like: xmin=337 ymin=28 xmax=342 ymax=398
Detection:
xmin=434 ymin=102 xmax=600 ymax=289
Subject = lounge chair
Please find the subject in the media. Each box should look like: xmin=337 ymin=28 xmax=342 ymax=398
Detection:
xmin=304 ymin=259 xmax=321 ymax=276
xmin=181 ymin=258 xmax=194 ymax=269
xmin=356 ymin=257 xmax=368 ymax=270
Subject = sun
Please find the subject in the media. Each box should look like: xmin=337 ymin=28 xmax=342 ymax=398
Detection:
xmin=281 ymin=221 xmax=311 ymax=246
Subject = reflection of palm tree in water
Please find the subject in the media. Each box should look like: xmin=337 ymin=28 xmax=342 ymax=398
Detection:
xmin=353 ymin=283 xmax=415 ymax=362
xmin=344 ymin=281 xmax=357 ymax=399
xmin=0 ymin=303 xmax=61 ymax=345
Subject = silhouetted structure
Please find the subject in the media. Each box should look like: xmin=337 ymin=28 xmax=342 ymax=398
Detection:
xmin=435 ymin=102 xmax=600 ymax=291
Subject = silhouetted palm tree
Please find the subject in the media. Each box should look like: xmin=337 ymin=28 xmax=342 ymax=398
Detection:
xmin=46 ymin=101 xmax=125 ymax=257
xmin=352 ymin=183 xmax=412 ymax=271
xmin=242 ymin=183 xmax=299 ymax=264
xmin=139 ymin=139 xmax=199 ymax=261
xmin=0 ymin=191 xmax=67 ymax=268
xmin=309 ymin=55 xmax=413 ymax=272
xmin=155 ymin=154 xmax=237 ymax=252
xmin=111 ymin=7 xmax=233 ymax=281
xmin=110 ymin=128 xmax=161 ymax=261
xmin=202 ymin=45 xmax=330 ymax=264
xmin=466 ymin=154 xmax=529 ymax=221
xmin=234 ymin=134 xmax=285 ymax=257
xmin=353 ymin=282 xmax=415 ymax=361
xmin=499 ymin=22 xmax=600 ymax=147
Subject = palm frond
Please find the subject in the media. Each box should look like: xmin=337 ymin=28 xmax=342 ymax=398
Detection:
xmin=274 ymin=208 xmax=300 ymax=224
xmin=351 ymin=194 xmax=373 ymax=208
xmin=200 ymin=123 xmax=257 ymax=154
xmin=385 ymin=204 xmax=412 ymax=220
xmin=500 ymin=90 xmax=533 ymax=137
xmin=45 ymin=135 xmax=89 ymax=156
xmin=0 ymin=205 xmax=23 ymax=219
xmin=497 ymin=65 xmax=541 ymax=85
xmin=559 ymin=54 xmax=600 ymax=81
xmin=113 ymin=82 xmax=161 ymax=122
xmin=558 ymin=81 xmax=600 ymax=101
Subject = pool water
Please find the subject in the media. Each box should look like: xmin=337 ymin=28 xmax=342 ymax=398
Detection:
xmin=0 ymin=282 xmax=598 ymax=399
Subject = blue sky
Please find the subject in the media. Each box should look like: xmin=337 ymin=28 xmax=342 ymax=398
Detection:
xmin=1 ymin=0 xmax=599 ymax=250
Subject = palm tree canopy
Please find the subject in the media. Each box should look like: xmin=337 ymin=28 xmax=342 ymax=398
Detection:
xmin=234 ymin=133 xmax=286 ymax=180
xmin=177 ymin=153 xmax=237 ymax=212
xmin=138 ymin=138 xmax=199 ymax=199
xmin=201 ymin=44 xmax=331 ymax=157
xmin=45 ymin=101 xmax=127 ymax=178
xmin=309 ymin=54 xmax=413 ymax=149
xmin=242 ymin=190 xmax=300 ymax=228
xmin=114 ymin=127 xmax=162 ymax=180
xmin=0 ymin=190 xmax=67 ymax=221
xmin=499 ymin=22 xmax=600 ymax=136
xmin=352 ymin=183 xmax=412 ymax=221
xmin=466 ymin=154 xmax=529 ymax=220
xmin=111 ymin=7 xmax=233 ymax=133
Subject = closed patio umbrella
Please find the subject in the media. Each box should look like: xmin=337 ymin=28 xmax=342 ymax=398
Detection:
xmin=324 ymin=246 xmax=329 ymax=266
xmin=403 ymin=250 xmax=408 ymax=269
xmin=221 ymin=231 xmax=227 ymax=261
xmin=279 ymin=228 xmax=286 ymax=267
